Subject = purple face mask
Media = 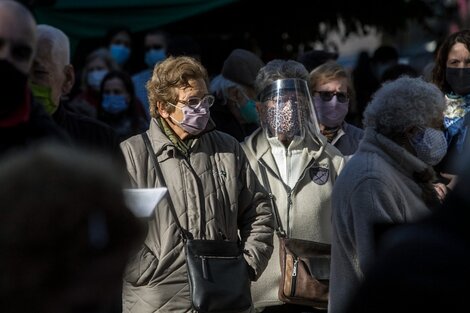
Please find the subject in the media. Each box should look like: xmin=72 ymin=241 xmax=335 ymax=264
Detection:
xmin=169 ymin=101 xmax=210 ymax=135
xmin=314 ymin=95 xmax=349 ymax=128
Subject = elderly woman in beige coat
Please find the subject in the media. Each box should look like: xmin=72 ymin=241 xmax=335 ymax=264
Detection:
xmin=120 ymin=56 xmax=274 ymax=312
xmin=242 ymin=59 xmax=345 ymax=312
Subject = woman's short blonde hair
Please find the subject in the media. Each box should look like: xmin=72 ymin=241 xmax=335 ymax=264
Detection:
xmin=309 ymin=61 xmax=355 ymax=102
xmin=146 ymin=56 xmax=209 ymax=118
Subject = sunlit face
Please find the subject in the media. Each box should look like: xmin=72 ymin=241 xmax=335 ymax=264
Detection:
xmin=312 ymin=77 xmax=350 ymax=130
xmin=0 ymin=7 xmax=36 ymax=74
xmin=314 ymin=77 xmax=348 ymax=95
xmin=446 ymin=42 xmax=470 ymax=69
xmin=159 ymin=78 xmax=208 ymax=138
xmin=102 ymin=77 xmax=130 ymax=102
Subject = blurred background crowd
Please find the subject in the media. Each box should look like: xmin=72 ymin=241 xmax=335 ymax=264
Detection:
xmin=2 ymin=1 xmax=470 ymax=313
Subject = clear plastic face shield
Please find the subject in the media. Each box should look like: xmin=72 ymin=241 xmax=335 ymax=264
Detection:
xmin=258 ymin=79 xmax=320 ymax=144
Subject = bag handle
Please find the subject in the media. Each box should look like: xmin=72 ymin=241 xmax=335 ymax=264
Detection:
xmin=142 ymin=132 xmax=191 ymax=240
xmin=258 ymin=162 xmax=286 ymax=238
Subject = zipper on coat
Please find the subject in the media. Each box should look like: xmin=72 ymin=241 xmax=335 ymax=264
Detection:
xmin=291 ymin=258 xmax=298 ymax=296
xmin=286 ymin=189 xmax=292 ymax=236
xmin=285 ymin=158 xmax=319 ymax=236
xmin=259 ymin=158 xmax=316 ymax=237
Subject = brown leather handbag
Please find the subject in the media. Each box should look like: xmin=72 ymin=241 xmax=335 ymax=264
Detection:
xmin=278 ymin=236 xmax=330 ymax=308
xmin=259 ymin=163 xmax=331 ymax=309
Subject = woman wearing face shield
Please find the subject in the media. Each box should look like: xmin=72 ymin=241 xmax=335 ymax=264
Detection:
xmin=241 ymin=60 xmax=345 ymax=312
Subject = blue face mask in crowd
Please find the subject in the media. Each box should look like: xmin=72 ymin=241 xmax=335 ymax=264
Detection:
xmin=109 ymin=44 xmax=131 ymax=65
xmin=101 ymin=94 xmax=129 ymax=114
xmin=238 ymin=90 xmax=259 ymax=124
xmin=409 ymin=127 xmax=448 ymax=166
xmin=145 ymin=49 xmax=166 ymax=68
xmin=240 ymin=99 xmax=259 ymax=124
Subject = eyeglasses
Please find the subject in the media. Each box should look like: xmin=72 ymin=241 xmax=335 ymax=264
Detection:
xmin=175 ymin=94 xmax=215 ymax=108
xmin=314 ymin=91 xmax=349 ymax=103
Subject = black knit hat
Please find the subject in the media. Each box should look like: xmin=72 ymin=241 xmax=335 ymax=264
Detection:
xmin=222 ymin=49 xmax=264 ymax=87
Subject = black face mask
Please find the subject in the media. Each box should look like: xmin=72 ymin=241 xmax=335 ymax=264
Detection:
xmin=0 ymin=60 xmax=28 ymax=117
xmin=445 ymin=67 xmax=470 ymax=96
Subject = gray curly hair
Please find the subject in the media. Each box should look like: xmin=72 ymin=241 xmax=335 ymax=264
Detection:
xmin=363 ymin=76 xmax=445 ymax=136
xmin=254 ymin=59 xmax=309 ymax=96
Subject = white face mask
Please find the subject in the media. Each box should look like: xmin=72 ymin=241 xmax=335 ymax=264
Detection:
xmin=409 ymin=127 xmax=448 ymax=166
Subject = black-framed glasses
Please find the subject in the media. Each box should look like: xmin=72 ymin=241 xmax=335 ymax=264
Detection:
xmin=314 ymin=91 xmax=349 ymax=103
xmin=177 ymin=94 xmax=215 ymax=108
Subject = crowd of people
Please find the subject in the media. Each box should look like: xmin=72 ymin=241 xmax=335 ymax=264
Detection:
xmin=1 ymin=0 xmax=469 ymax=312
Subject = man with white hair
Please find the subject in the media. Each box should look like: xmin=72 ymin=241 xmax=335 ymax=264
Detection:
xmin=329 ymin=76 xmax=448 ymax=313
xmin=0 ymin=0 xmax=67 ymax=156
xmin=30 ymin=24 xmax=120 ymax=156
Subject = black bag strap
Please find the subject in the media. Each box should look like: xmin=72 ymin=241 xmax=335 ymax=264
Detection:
xmin=142 ymin=132 xmax=190 ymax=240
xmin=258 ymin=162 xmax=286 ymax=238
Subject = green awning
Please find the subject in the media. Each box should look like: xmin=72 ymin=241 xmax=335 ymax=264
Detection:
xmin=34 ymin=0 xmax=235 ymax=49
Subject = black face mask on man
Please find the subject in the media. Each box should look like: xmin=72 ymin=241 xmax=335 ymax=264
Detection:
xmin=0 ymin=60 xmax=28 ymax=118
xmin=445 ymin=67 xmax=470 ymax=96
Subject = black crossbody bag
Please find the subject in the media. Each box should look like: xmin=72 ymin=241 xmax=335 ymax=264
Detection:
xmin=142 ymin=133 xmax=252 ymax=313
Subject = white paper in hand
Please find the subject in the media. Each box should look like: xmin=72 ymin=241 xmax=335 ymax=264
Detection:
xmin=123 ymin=188 xmax=167 ymax=218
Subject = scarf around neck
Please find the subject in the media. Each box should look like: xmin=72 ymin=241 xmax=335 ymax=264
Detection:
xmin=157 ymin=117 xmax=193 ymax=157
xmin=444 ymin=93 xmax=470 ymax=153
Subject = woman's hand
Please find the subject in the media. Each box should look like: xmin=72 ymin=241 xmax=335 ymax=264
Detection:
xmin=433 ymin=182 xmax=448 ymax=202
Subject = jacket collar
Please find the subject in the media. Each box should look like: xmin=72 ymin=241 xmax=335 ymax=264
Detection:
xmin=146 ymin=118 xmax=217 ymax=158
xmin=360 ymin=127 xmax=432 ymax=178
xmin=244 ymin=127 xmax=329 ymax=174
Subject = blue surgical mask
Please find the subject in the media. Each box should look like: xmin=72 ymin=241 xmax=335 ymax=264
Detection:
xmin=101 ymin=94 xmax=129 ymax=114
xmin=109 ymin=44 xmax=131 ymax=65
xmin=240 ymin=100 xmax=259 ymax=124
xmin=409 ymin=127 xmax=448 ymax=166
xmin=238 ymin=90 xmax=259 ymax=124
xmin=87 ymin=69 xmax=108 ymax=90
xmin=145 ymin=49 xmax=166 ymax=68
